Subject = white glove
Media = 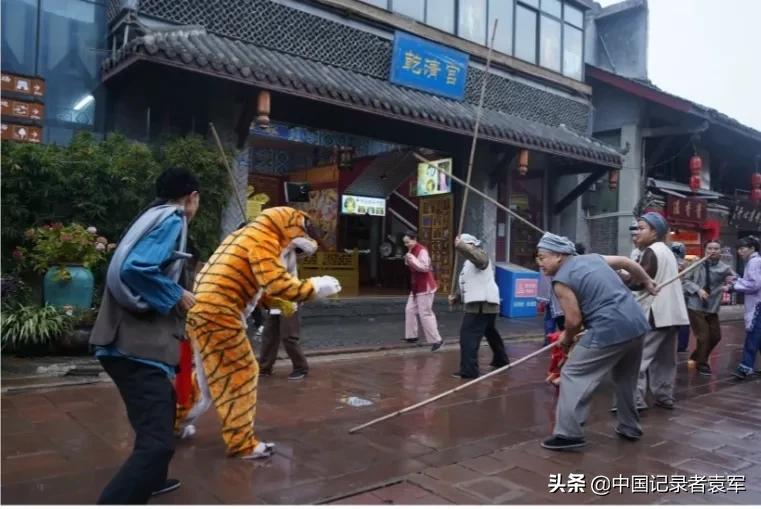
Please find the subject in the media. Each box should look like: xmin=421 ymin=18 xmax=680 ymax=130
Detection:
xmin=310 ymin=276 xmax=342 ymax=299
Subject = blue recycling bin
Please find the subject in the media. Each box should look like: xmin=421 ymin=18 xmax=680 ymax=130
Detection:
xmin=494 ymin=263 xmax=540 ymax=318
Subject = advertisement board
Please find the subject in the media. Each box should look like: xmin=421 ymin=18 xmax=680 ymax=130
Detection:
xmin=341 ymin=194 xmax=386 ymax=216
xmin=417 ymin=158 xmax=452 ymax=197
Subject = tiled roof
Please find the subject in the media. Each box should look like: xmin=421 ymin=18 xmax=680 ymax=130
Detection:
xmin=102 ymin=28 xmax=623 ymax=168
xmin=588 ymin=65 xmax=761 ymax=144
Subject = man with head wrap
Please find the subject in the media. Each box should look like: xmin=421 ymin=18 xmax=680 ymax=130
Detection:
xmin=625 ymin=212 xmax=689 ymax=410
xmin=448 ymin=234 xmax=510 ymax=379
xmin=536 ymin=232 xmax=656 ymax=450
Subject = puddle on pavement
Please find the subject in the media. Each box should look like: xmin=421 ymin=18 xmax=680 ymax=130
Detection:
xmin=339 ymin=395 xmax=374 ymax=407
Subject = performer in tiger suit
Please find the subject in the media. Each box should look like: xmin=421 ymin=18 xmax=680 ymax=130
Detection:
xmin=174 ymin=207 xmax=341 ymax=459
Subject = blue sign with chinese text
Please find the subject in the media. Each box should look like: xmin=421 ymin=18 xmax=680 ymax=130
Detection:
xmin=389 ymin=31 xmax=469 ymax=101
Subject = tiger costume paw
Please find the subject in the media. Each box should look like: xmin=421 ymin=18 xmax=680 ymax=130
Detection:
xmin=311 ymin=276 xmax=342 ymax=298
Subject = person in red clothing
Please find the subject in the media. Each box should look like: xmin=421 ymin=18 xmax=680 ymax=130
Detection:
xmin=403 ymin=232 xmax=444 ymax=352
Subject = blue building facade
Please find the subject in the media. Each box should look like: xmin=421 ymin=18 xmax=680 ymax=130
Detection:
xmin=1 ymin=0 xmax=107 ymax=144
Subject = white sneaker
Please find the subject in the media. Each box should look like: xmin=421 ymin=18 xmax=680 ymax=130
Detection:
xmin=241 ymin=441 xmax=275 ymax=460
xmin=175 ymin=424 xmax=196 ymax=439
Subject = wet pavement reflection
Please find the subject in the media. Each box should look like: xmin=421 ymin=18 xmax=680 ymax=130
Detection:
xmin=2 ymin=322 xmax=759 ymax=504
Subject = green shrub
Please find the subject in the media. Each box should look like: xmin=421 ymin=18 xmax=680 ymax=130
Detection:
xmin=17 ymin=223 xmax=112 ymax=279
xmin=2 ymin=132 xmax=231 ymax=268
xmin=1 ymin=305 xmax=73 ymax=353
xmin=155 ymin=134 xmax=231 ymax=260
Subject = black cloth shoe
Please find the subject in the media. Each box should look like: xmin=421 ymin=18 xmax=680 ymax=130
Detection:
xmin=451 ymin=372 xmax=479 ymax=380
xmin=404 ymin=337 xmax=419 ymax=343
xmin=696 ymin=364 xmax=712 ymax=376
xmin=733 ymin=368 xmax=749 ymax=380
xmin=259 ymin=370 xmax=273 ymax=377
xmin=152 ymin=479 xmax=181 ymax=497
xmin=654 ymin=400 xmax=675 ymax=410
xmin=288 ymin=369 xmax=308 ymax=380
xmin=615 ymin=427 xmax=642 ymax=442
xmin=541 ymin=436 xmax=585 ymax=451
xmin=431 ymin=340 xmax=444 ymax=352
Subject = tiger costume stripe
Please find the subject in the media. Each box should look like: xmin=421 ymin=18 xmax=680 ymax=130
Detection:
xmin=175 ymin=207 xmax=340 ymax=457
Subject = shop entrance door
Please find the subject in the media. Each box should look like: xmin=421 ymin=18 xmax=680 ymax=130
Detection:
xmin=509 ymin=172 xmax=544 ymax=269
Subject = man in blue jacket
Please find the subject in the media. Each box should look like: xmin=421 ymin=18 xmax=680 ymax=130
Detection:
xmin=90 ymin=167 xmax=200 ymax=504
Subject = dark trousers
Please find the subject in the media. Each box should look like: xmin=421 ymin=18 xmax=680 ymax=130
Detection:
xmin=258 ymin=312 xmax=308 ymax=373
xmin=97 ymin=357 xmax=176 ymax=505
xmin=687 ymin=309 xmax=721 ymax=366
xmin=542 ymin=307 xmax=556 ymax=340
xmin=677 ymin=325 xmax=690 ymax=352
xmin=252 ymin=307 xmax=264 ymax=328
xmin=739 ymin=310 xmax=761 ymax=374
xmin=459 ymin=312 xmax=509 ymax=378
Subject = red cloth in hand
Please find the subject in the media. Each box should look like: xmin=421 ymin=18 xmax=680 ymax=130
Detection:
xmin=175 ymin=340 xmax=193 ymax=406
xmin=546 ymin=332 xmax=567 ymax=378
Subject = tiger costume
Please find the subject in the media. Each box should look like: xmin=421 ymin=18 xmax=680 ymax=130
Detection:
xmin=174 ymin=207 xmax=341 ymax=459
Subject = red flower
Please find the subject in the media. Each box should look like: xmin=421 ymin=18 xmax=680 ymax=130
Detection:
xmin=12 ymin=249 xmax=24 ymax=261
xmin=60 ymin=234 xmax=73 ymax=242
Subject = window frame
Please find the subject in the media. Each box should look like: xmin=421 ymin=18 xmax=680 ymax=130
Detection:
xmin=350 ymin=1 xmax=588 ymax=81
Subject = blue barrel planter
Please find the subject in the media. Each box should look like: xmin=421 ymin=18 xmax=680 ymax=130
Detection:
xmin=43 ymin=265 xmax=94 ymax=309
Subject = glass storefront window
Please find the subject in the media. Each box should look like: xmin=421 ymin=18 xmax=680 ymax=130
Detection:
xmin=356 ymin=0 xmax=585 ymax=81
xmin=1 ymin=0 xmax=38 ymax=75
xmin=539 ymin=16 xmax=561 ymax=72
xmin=488 ymin=0 xmax=513 ymax=54
xmin=427 ymin=0 xmax=455 ymax=33
xmin=39 ymin=0 xmax=106 ymax=143
xmin=563 ymin=25 xmax=583 ymax=80
xmin=515 ymin=5 xmax=538 ymax=63
xmin=391 ymin=0 xmax=424 ymax=21
xmin=540 ymin=0 xmax=561 ymax=17
xmin=458 ymin=0 xmax=487 ymax=45
xmin=564 ymin=3 xmax=583 ymax=28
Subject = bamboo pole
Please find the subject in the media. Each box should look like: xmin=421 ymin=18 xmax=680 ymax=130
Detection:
xmin=209 ymin=122 xmax=248 ymax=222
xmin=448 ymin=19 xmax=500 ymax=301
xmin=348 ymin=254 xmax=710 ymax=434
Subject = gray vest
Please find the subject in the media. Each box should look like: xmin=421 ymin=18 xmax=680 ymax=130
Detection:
xmin=89 ymin=289 xmax=184 ymax=366
xmin=553 ymin=254 xmax=650 ymax=348
xmin=89 ymin=244 xmax=195 ymax=366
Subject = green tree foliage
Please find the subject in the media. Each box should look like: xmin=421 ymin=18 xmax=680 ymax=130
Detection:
xmin=2 ymin=132 xmax=231 ymax=268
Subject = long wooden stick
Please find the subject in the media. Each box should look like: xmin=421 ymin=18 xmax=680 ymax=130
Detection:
xmin=209 ymin=122 xmax=248 ymax=221
xmin=634 ymin=254 xmax=710 ymax=303
xmin=348 ymin=340 xmax=554 ymax=434
xmin=414 ymin=152 xmax=545 ymax=235
xmin=348 ymin=255 xmax=710 ymax=434
xmin=449 ymin=19 xmax=500 ymax=299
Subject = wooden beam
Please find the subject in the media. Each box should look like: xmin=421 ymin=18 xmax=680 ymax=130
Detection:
xmin=641 ymin=121 xmax=709 ymax=139
xmin=553 ymin=168 xmax=608 ymax=215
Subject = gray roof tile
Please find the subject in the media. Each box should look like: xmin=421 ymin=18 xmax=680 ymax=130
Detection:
xmin=104 ymin=29 xmax=623 ymax=167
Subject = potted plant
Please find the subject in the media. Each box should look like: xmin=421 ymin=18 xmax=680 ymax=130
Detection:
xmin=16 ymin=223 xmax=114 ymax=309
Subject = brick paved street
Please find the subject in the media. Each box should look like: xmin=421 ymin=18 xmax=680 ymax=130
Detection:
xmin=2 ymin=321 xmax=759 ymax=504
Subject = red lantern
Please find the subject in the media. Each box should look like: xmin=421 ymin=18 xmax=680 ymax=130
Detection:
xmin=690 ymin=175 xmax=701 ymax=192
xmin=608 ymin=169 xmax=619 ymax=190
xmin=517 ymin=149 xmax=529 ymax=176
xmin=750 ymin=173 xmax=761 ymax=203
xmin=689 ymin=155 xmax=702 ymax=176
xmin=255 ymin=90 xmax=271 ymax=128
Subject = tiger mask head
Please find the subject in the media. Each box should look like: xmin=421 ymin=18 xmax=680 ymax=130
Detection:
xmin=251 ymin=206 xmax=320 ymax=258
